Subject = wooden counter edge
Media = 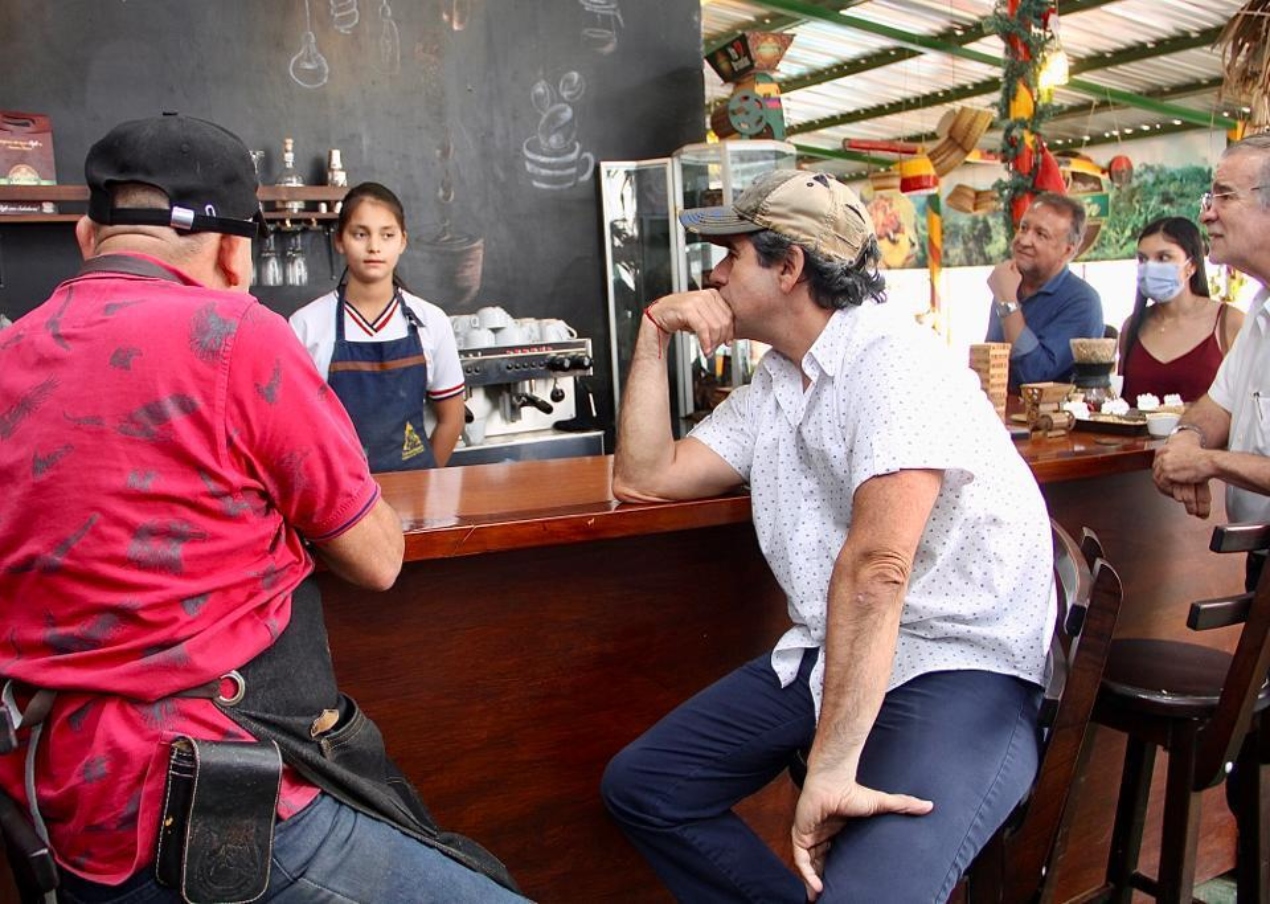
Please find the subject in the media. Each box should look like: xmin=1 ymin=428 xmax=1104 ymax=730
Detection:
xmin=391 ymin=439 xmax=1161 ymax=563
xmin=402 ymin=494 xmax=755 ymax=560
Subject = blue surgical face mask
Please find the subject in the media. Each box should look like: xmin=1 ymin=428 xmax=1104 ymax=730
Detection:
xmin=1136 ymin=259 xmax=1186 ymax=303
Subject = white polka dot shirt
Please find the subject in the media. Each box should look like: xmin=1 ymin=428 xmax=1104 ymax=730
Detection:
xmin=690 ymin=303 xmax=1055 ymax=718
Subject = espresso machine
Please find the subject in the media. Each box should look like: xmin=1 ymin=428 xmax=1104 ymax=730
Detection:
xmin=450 ymin=336 xmax=604 ymax=465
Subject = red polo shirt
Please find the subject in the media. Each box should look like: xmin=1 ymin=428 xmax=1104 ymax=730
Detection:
xmin=0 ymin=254 xmax=380 ymax=881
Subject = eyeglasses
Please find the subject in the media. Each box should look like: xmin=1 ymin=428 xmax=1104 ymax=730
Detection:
xmin=1200 ymin=185 xmax=1267 ymax=212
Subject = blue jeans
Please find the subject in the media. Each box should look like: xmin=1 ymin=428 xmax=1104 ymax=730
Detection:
xmin=56 ymin=793 xmax=529 ymax=903
xmin=602 ymin=651 xmax=1042 ymax=903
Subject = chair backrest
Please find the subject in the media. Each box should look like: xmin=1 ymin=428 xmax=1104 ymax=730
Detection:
xmin=1190 ymin=522 xmax=1270 ymax=790
xmin=966 ymin=522 xmax=1124 ymax=904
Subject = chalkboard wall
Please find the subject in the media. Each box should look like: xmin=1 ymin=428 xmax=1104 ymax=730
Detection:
xmin=0 ymin=0 xmax=706 ymax=426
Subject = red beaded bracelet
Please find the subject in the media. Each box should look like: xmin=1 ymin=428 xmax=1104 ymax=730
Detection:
xmin=644 ymin=306 xmax=669 ymax=358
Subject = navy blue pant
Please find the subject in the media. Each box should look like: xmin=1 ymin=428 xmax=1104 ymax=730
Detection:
xmin=602 ymin=651 xmax=1042 ymax=903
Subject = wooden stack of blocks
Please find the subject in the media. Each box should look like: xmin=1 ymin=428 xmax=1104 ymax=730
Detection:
xmin=1020 ymin=382 xmax=1075 ymax=438
xmin=969 ymin=342 xmax=1010 ymax=421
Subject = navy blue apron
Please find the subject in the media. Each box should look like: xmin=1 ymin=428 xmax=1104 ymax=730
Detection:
xmin=327 ymin=287 xmax=437 ymax=472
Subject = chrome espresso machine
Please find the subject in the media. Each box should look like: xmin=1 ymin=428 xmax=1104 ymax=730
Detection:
xmin=450 ymin=335 xmax=605 ymax=466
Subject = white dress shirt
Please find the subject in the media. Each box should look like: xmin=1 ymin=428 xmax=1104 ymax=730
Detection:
xmin=690 ymin=302 xmax=1054 ymax=717
xmin=1208 ymin=286 xmax=1270 ymax=523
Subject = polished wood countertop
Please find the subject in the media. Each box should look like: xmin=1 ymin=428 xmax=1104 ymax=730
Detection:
xmin=379 ymin=429 xmax=1161 ymax=562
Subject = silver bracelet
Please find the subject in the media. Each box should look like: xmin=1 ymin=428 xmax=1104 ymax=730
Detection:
xmin=1168 ymin=423 xmax=1206 ymax=448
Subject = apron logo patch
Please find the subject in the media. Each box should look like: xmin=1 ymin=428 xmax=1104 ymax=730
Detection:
xmin=402 ymin=422 xmax=426 ymax=461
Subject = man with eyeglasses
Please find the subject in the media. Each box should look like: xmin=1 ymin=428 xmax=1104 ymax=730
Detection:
xmin=984 ymin=191 xmax=1106 ymax=391
xmin=1155 ymin=133 xmax=1270 ymax=542
xmin=1153 ymin=131 xmax=1270 ymax=859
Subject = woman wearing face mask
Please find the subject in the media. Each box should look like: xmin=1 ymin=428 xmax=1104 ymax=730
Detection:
xmin=1118 ymin=216 xmax=1244 ymax=404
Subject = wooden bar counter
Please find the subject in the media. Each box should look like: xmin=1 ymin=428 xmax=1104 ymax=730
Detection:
xmin=311 ymin=429 xmax=1245 ymax=903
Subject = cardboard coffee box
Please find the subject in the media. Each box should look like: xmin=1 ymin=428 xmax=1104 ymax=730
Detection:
xmin=0 ymin=111 xmax=57 ymax=214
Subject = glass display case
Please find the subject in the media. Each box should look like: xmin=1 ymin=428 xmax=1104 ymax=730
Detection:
xmin=601 ymin=139 xmax=796 ymax=436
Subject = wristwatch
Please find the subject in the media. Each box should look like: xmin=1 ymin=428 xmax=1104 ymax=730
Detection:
xmin=1168 ymin=423 xmax=1206 ymax=447
xmin=994 ymin=300 xmax=1021 ymax=319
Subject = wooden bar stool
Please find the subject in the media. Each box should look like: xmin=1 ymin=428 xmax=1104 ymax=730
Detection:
xmin=1086 ymin=522 xmax=1270 ymax=904
xmin=961 ymin=523 xmax=1124 ymax=903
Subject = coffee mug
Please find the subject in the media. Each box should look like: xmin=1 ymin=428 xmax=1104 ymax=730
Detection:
xmin=515 ymin=318 xmax=543 ymax=342
xmin=540 ymin=318 xmax=578 ymax=342
xmin=493 ymin=323 xmax=531 ymax=346
xmin=450 ymin=314 xmax=479 ymax=332
xmin=477 ymin=305 xmax=512 ymax=330
xmin=464 ymin=416 xmax=488 ymax=446
xmin=458 ymin=326 xmax=496 ymax=349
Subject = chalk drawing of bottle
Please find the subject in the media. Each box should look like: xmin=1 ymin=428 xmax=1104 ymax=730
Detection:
xmin=376 ymin=0 xmax=401 ymax=75
xmin=290 ymin=0 xmax=330 ymax=88
xmin=580 ymin=0 xmax=623 ymax=54
xmin=442 ymin=0 xmax=469 ymax=31
xmin=330 ymin=0 xmax=359 ymax=33
xmin=523 ymin=72 xmax=594 ymax=191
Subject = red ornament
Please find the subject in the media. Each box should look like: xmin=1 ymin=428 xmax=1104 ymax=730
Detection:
xmin=1108 ymin=154 xmax=1134 ymax=187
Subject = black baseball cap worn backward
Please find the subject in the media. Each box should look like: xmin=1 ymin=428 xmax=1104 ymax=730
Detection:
xmin=85 ymin=113 xmax=267 ymax=239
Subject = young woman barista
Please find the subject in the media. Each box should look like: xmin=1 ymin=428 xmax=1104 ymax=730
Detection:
xmin=1118 ymin=216 xmax=1244 ymax=404
xmin=290 ymin=182 xmax=465 ymax=469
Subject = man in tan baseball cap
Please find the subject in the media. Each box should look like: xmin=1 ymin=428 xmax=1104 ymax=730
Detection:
xmin=603 ymin=169 xmax=1054 ymax=902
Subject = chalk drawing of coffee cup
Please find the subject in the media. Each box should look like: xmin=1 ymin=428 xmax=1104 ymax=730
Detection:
xmin=416 ymin=231 xmax=484 ymax=311
xmin=523 ymin=136 xmax=594 ymax=191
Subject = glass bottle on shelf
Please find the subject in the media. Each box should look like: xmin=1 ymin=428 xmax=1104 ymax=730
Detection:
xmin=326 ymin=148 xmax=347 ymax=214
xmin=274 ymin=137 xmax=306 ymax=213
xmin=326 ymin=149 xmax=347 ymax=187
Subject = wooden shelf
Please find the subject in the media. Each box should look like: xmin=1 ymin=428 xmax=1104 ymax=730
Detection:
xmin=0 ymin=184 xmax=348 ymax=224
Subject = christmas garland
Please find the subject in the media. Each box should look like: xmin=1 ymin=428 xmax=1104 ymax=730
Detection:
xmin=986 ymin=0 xmax=1058 ymax=228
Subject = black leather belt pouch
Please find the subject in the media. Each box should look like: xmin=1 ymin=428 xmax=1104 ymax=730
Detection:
xmin=155 ymin=736 xmax=282 ymax=904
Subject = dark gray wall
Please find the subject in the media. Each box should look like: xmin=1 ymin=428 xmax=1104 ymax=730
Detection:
xmin=0 ymin=0 xmax=706 ymax=424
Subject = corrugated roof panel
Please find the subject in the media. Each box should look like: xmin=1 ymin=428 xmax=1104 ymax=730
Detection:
xmin=700 ymin=0 xmax=1246 ymax=175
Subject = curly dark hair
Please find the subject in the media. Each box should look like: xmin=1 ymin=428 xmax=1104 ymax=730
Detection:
xmin=748 ymin=230 xmax=888 ymax=310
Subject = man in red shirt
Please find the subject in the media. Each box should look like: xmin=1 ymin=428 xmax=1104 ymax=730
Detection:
xmin=0 ymin=114 xmax=522 ymax=902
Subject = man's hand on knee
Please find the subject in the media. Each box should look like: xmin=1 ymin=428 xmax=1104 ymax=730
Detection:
xmin=790 ymin=774 xmax=933 ymax=900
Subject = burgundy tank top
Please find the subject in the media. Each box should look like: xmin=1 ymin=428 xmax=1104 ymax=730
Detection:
xmin=1120 ymin=310 xmax=1225 ymax=404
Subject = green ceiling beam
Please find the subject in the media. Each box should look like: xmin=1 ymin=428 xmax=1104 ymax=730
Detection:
xmin=701 ymin=0 xmax=867 ymax=47
xmin=796 ymin=120 xmax=1209 ymax=175
xmin=787 ymin=28 xmax=1225 ymax=136
xmin=742 ymin=0 xmax=1236 ymax=130
xmin=772 ymin=0 xmax=1121 ymax=96
xmin=1046 ymin=76 xmax=1225 ymax=127
xmin=889 ymin=76 xmax=1225 ymax=147
xmin=1046 ymin=119 xmax=1205 ymax=151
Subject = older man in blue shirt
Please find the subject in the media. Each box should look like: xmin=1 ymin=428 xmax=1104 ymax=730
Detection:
xmin=985 ymin=192 xmax=1105 ymax=390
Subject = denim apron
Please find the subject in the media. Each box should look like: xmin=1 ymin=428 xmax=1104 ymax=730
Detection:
xmin=327 ymin=287 xmax=437 ymax=472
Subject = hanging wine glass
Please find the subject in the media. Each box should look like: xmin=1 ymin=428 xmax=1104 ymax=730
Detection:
xmin=285 ymin=232 xmax=309 ymax=287
xmin=259 ymin=234 xmax=284 ymax=287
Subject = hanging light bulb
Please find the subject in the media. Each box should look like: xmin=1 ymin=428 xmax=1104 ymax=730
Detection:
xmin=1037 ymin=43 xmax=1069 ymax=96
xmin=1036 ymin=9 xmax=1069 ymax=100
